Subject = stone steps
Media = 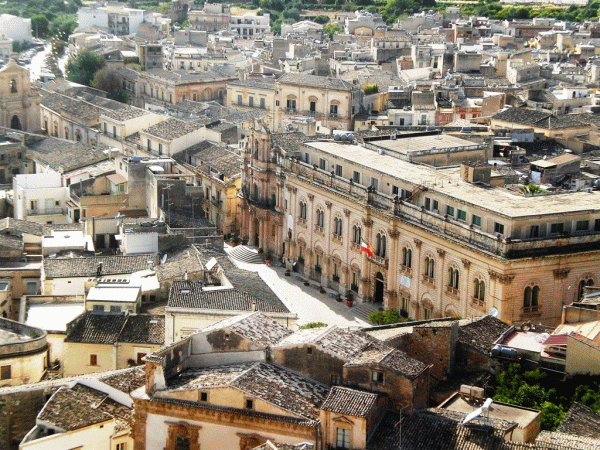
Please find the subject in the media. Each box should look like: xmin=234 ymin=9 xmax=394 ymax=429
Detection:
xmin=227 ymin=245 xmax=265 ymax=265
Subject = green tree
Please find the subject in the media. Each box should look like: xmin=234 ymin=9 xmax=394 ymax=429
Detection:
xmin=519 ymin=183 xmax=544 ymax=195
xmin=31 ymin=14 xmax=50 ymax=38
xmin=66 ymin=49 xmax=106 ymax=87
xmin=50 ymin=15 xmax=77 ymax=41
xmin=364 ymin=83 xmax=379 ymax=95
xmin=368 ymin=309 xmax=412 ymax=325
xmin=299 ymin=322 xmax=328 ymax=329
xmin=313 ymin=15 xmax=330 ymax=24
xmin=91 ymin=67 xmax=129 ymax=103
xmin=323 ymin=23 xmax=343 ymax=39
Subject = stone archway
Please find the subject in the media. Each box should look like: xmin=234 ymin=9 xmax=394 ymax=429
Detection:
xmin=10 ymin=115 xmax=21 ymax=130
xmin=374 ymin=272 xmax=384 ymax=303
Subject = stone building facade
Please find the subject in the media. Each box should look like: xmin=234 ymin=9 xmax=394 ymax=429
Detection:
xmin=0 ymin=61 xmax=40 ymax=132
xmin=240 ymin=127 xmax=600 ymax=327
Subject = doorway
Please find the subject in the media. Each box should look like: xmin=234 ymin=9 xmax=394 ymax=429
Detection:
xmin=374 ymin=272 xmax=384 ymax=303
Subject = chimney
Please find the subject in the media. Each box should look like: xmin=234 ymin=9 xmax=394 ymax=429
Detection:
xmin=183 ymin=270 xmax=188 ymax=281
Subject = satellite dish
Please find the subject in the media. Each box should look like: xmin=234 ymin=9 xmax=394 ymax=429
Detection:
xmin=489 ymin=307 xmax=499 ymax=318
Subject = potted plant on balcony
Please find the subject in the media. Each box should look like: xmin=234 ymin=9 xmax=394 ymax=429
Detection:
xmin=230 ymin=234 xmax=239 ymax=247
xmin=346 ymin=290 xmax=354 ymax=307
xmin=264 ymin=250 xmax=272 ymax=266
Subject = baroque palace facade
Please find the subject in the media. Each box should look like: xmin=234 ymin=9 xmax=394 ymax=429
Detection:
xmin=240 ymin=122 xmax=600 ymax=327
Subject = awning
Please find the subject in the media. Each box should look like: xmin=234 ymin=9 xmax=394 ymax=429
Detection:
xmin=107 ymin=173 xmax=127 ymax=184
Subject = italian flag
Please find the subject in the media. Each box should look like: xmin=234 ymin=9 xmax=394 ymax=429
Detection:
xmin=360 ymin=238 xmax=374 ymax=258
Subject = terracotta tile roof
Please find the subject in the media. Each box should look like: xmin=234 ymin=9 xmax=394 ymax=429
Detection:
xmin=156 ymin=245 xmax=203 ymax=282
xmin=43 ymin=254 xmax=155 ymax=278
xmin=346 ymin=346 xmax=428 ymax=379
xmin=277 ymin=73 xmax=358 ymax=91
xmin=251 ymin=442 xmax=313 ymax=450
xmin=65 ymin=312 xmax=164 ymax=345
xmin=167 ymin=280 xmax=289 ymax=313
xmin=27 ymin=136 xmax=109 ymax=173
xmin=321 ymin=386 xmax=379 ymax=417
xmin=0 ymin=217 xmax=44 ymax=237
xmin=557 ymin=403 xmax=600 ymax=438
xmin=202 ymin=312 xmax=293 ymax=347
xmin=164 ymin=362 xmax=329 ymax=421
xmin=492 ymin=108 xmax=600 ymax=130
xmin=118 ymin=315 xmax=164 ymax=344
xmin=536 ymin=431 xmax=600 ymax=450
xmin=275 ymin=326 xmax=376 ymax=360
xmin=37 ymin=383 xmax=132 ymax=432
xmin=142 ymin=117 xmax=202 ymax=141
xmin=458 ymin=315 xmax=511 ymax=353
xmin=99 ymin=366 xmax=146 ymax=392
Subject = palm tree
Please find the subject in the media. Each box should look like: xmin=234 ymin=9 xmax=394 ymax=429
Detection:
xmin=519 ymin=183 xmax=544 ymax=195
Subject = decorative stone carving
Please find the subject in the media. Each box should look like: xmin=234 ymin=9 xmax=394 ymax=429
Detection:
xmin=307 ymin=193 xmax=314 ymax=201
xmin=362 ymin=218 xmax=373 ymax=227
xmin=325 ymin=201 xmax=332 ymax=208
xmin=388 ymin=229 xmax=400 ymax=238
xmin=414 ymin=238 xmax=422 ymax=248
xmin=461 ymin=258 xmax=471 ymax=269
xmin=343 ymin=209 xmax=351 ymax=216
xmin=488 ymin=270 xmax=514 ymax=284
xmin=437 ymin=249 xmax=446 ymax=257
xmin=553 ymin=268 xmax=570 ymax=279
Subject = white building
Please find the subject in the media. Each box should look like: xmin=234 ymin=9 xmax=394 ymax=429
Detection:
xmin=0 ymin=14 xmax=32 ymax=43
xmin=77 ymin=7 xmax=109 ymax=30
xmin=0 ymin=34 xmax=13 ymax=62
xmin=13 ymin=173 xmax=68 ymax=224
xmin=228 ymin=13 xmax=270 ymax=38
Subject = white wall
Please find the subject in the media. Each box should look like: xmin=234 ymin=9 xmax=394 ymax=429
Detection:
xmin=0 ymin=14 xmax=32 ymax=42
xmin=20 ymin=420 xmax=116 ymax=450
xmin=77 ymin=8 xmax=109 ymax=29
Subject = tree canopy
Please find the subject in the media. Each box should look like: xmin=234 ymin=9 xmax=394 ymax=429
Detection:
xmin=65 ymin=49 xmax=106 ymax=87
xmin=92 ymin=68 xmax=129 ymax=103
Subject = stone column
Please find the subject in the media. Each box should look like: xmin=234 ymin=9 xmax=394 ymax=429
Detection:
xmin=462 ymin=258 xmax=471 ymax=318
xmin=413 ymin=238 xmax=422 ymax=319
xmin=437 ymin=248 xmax=446 ymax=317
xmin=248 ymin=209 xmax=256 ymax=246
xmin=385 ymin=229 xmax=400 ymax=309
xmin=361 ymin=217 xmax=373 ymax=301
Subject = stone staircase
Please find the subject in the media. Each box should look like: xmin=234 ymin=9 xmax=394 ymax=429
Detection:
xmin=227 ymin=245 xmax=265 ymax=264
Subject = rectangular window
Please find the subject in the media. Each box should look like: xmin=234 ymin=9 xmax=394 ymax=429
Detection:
xmin=286 ymin=99 xmax=296 ymax=111
xmin=200 ymin=392 xmax=208 ymax=402
xmin=446 ymin=205 xmax=454 ymax=217
xmin=432 ymin=200 xmax=439 ymax=211
xmin=112 ymin=126 xmax=117 ymax=138
xmin=335 ymin=164 xmax=343 ymax=177
xmin=331 ymin=374 xmax=341 ymax=385
xmin=353 ymin=171 xmax=361 ymax=184
xmin=319 ymin=158 xmax=326 ymax=170
xmin=90 ymin=354 xmax=98 ymax=366
xmin=249 ymin=96 xmax=254 ymax=107
xmin=370 ymin=177 xmax=378 ymax=191
xmin=136 ymin=352 xmax=147 ymax=365
xmin=371 ymin=371 xmax=384 ymax=383
xmin=260 ymin=97 xmax=265 ymax=109
xmin=93 ymin=305 xmax=104 ymax=312
xmin=330 ymin=104 xmax=338 ymax=115
xmin=103 ymin=122 xmax=107 ymax=134
xmin=401 ymin=297 xmax=409 ymax=317
xmin=576 ymin=220 xmax=589 ymax=232
xmin=457 ymin=209 xmax=466 ymax=221
xmin=336 ymin=428 xmax=350 ymax=450
xmin=424 ymin=307 xmax=431 ymax=320
xmin=237 ymin=94 xmax=242 ymax=105
xmin=175 ymin=436 xmax=190 ymax=450
xmin=494 ymin=222 xmax=505 ymax=235
xmin=424 ymin=197 xmax=431 ymax=210
xmin=147 ymin=139 xmax=151 ymax=151
xmin=530 ymin=225 xmax=539 ymax=238
xmin=310 ymin=101 xmax=316 ymax=112
xmin=26 ymin=281 xmax=37 ymax=295
xmin=595 ymin=219 xmax=600 ymax=231
xmin=110 ymin=305 xmax=121 ymax=313
xmin=392 ymin=185 xmax=399 ymax=196
xmin=245 ymin=399 xmax=253 ymax=409
xmin=116 ymin=443 xmax=127 ymax=450
xmin=304 ymin=153 xmax=310 ymax=164
xmin=158 ymin=143 xmax=163 ymax=155
xmin=0 ymin=365 xmax=10 ymax=380
xmin=472 ymin=215 xmax=481 ymax=227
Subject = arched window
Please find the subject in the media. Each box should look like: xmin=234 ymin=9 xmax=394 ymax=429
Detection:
xmin=316 ymin=209 xmax=325 ymax=228
xmin=425 ymin=256 xmax=435 ymax=279
xmin=524 ymin=285 xmax=540 ymax=312
xmin=64 ymin=127 xmax=69 ymax=140
xmin=448 ymin=266 xmax=459 ymax=290
xmin=299 ymin=201 xmax=307 ymax=220
xmin=473 ymin=278 xmax=485 ymax=304
xmin=352 ymin=225 xmax=362 ymax=244
xmin=578 ymin=278 xmax=594 ymax=301
xmin=10 ymin=79 xmax=17 ymax=93
xmin=402 ymin=247 xmax=412 ymax=268
xmin=376 ymin=232 xmax=386 ymax=258
xmin=333 ymin=217 xmax=343 ymax=236
xmin=75 ymin=130 xmax=82 ymax=142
